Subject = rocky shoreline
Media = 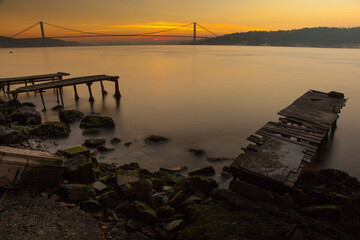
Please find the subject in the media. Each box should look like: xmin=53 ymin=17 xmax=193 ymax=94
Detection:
xmin=0 ymin=98 xmax=359 ymax=240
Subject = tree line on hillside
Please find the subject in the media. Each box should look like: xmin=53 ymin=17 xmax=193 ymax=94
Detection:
xmin=196 ymin=27 xmax=360 ymax=48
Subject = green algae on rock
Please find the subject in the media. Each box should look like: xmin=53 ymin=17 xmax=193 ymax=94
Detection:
xmin=79 ymin=115 xmax=115 ymax=129
xmin=29 ymin=121 xmax=70 ymax=138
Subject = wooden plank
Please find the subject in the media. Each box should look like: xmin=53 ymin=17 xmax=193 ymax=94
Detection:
xmin=246 ymin=135 xmax=264 ymax=145
xmin=0 ymin=72 xmax=69 ymax=84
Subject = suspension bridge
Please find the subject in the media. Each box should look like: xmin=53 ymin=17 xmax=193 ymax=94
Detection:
xmin=10 ymin=21 xmax=218 ymax=43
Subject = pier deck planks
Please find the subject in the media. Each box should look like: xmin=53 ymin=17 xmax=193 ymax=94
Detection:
xmin=230 ymin=90 xmax=347 ymax=191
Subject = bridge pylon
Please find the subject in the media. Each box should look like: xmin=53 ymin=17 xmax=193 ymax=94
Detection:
xmin=193 ymin=22 xmax=196 ymax=44
xmin=40 ymin=21 xmax=45 ymax=39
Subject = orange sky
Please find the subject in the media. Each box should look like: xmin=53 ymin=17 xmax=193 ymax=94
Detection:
xmin=0 ymin=0 xmax=359 ymax=43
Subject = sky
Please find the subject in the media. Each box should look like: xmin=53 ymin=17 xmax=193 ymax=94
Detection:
xmin=0 ymin=0 xmax=359 ymax=43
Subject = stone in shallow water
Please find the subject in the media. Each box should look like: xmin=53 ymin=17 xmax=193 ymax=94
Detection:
xmin=79 ymin=115 xmax=115 ymax=129
xmin=144 ymin=135 xmax=169 ymax=144
xmin=59 ymin=109 xmax=84 ymax=123
xmin=83 ymin=138 xmax=106 ymax=148
xmin=29 ymin=121 xmax=70 ymax=138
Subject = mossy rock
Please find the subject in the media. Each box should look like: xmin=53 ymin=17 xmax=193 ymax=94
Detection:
xmin=175 ymin=176 xmax=218 ymax=197
xmin=83 ymin=138 xmax=106 ymax=148
xmin=80 ymin=115 xmax=115 ymax=129
xmin=63 ymin=146 xmax=90 ymax=158
xmin=156 ymin=205 xmax=175 ymax=218
xmin=29 ymin=121 xmax=70 ymax=138
xmin=170 ymin=190 xmax=186 ymax=207
xmin=59 ymin=109 xmax=84 ymax=123
xmin=98 ymin=190 xmax=120 ymax=209
xmin=129 ymin=201 xmax=158 ymax=223
xmin=0 ymin=126 xmax=27 ymax=144
xmin=154 ymin=170 xmax=179 ymax=185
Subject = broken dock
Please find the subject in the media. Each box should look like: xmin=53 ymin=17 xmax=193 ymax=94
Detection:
xmin=230 ymin=90 xmax=347 ymax=191
xmin=8 ymin=74 xmax=121 ymax=110
xmin=0 ymin=72 xmax=69 ymax=92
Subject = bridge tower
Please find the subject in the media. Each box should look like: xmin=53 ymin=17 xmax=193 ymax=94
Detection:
xmin=193 ymin=22 xmax=196 ymax=44
xmin=40 ymin=21 xmax=45 ymax=39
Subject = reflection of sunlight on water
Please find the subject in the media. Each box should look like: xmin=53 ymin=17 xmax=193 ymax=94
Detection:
xmin=1 ymin=45 xmax=360 ymax=181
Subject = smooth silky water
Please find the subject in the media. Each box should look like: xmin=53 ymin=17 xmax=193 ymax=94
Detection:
xmin=1 ymin=45 xmax=359 ymax=186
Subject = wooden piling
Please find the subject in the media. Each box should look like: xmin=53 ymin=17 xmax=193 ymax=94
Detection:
xmin=100 ymin=81 xmax=107 ymax=95
xmin=114 ymin=79 xmax=121 ymax=98
xmin=73 ymin=85 xmax=79 ymax=100
xmin=39 ymin=91 xmax=46 ymax=110
xmin=59 ymin=87 xmax=64 ymax=106
xmin=87 ymin=82 xmax=94 ymax=102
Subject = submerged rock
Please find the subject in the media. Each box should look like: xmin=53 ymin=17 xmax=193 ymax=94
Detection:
xmin=188 ymin=148 xmax=205 ymax=156
xmin=59 ymin=109 xmax=84 ymax=123
xmin=80 ymin=115 xmax=115 ymax=129
xmin=144 ymin=135 xmax=168 ymax=144
xmin=29 ymin=121 xmax=70 ymax=138
xmin=82 ymin=128 xmax=100 ymax=136
xmin=96 ymin=145 xmax=115 ymax=152
xmin=83 ymin=138 xmax=106 ymax=148
xmin=188 ymin=166 xmax=215 ymax=177
xmin=110 ymin=137 xmax=122 ymax=144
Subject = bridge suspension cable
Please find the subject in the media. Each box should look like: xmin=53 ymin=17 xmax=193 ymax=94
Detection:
xmin=11 ymin=22 xmax=40 ymax=38
xmin=196 ymin=23 xmax=218 ymax=37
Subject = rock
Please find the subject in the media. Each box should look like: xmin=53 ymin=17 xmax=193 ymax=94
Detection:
xmin=222 ymin=165 xmax=232 ymax=173
xmin=163 ymin=219 xmax=183 ymax=232
xmin=124 ymin=142 xmax=132 ymax=146
xmin=127 ymin=218 xmax=145 ymax=231
xmin=129 ymin=201 xmax=158 ymax=223
xmin=110 ymin=137 xmax=122 ymax=144
xmin=0 ymin=126 xmax=24 ymax=144
xmin=96 ymin=145 xmax=115 ymax=152
xmin=83 ymin=138 xmax=106 ymax=148
xmin=121 ymin=179 xmax=153 ymax=199
xmin=151 ymin=193 xmax=170 ymax=208
xmin=188 ymin=166 xmax=215 ymax=177
xmin=117 ymin=169 xmax=140 ymax=185
xmin=22 ymin=102 xmax=35 ymax=107
xmin=221 ymin=171 xmax=232 ymax=179
xmin=82 ymin=128 xmax=100 ymax=136
xmin=80 ymin=115 xmax=115 ymax=129
xmin=188 ymin=148 xmax=205 ymax=156
xmin=0 ymin=112 xmax=10 ymax=125
xmin=59 ymin=109 xmax=84 ymax=123
xmin=156 ymin=205 xmax=175 ymax=218
xmin=80 ymin=200 xmax=102 ymax=212
xmin=301 ymin=205 xmax=343 ymax=222
xmin=63 ymin=154 xmax=95 ymax=184
xmin=63 ymin=146 xmax=90 ymax=158
xmin=92 ymin=181 xmax=107 ymax=192
xmin=144 ymin=135 xmax=169 ymax=144
xmin=206 ymin=157 xmax=233 ymax=162
xmin=29 ymin=121 xmax=70 ymax=138
xmin=149 ymin=177 xmax=166 ymax=191
xmin=182 ymin=196 xmax=203 ymax=207
xmin=10 ymin=105 xmax=41 ymax=125
xmin=154 ymin=170 xmax=179 ymax=185
xmin=115 ymin=200 xmax=130 ymax=214
xmin=159 ymin=166 xmax=187 ymax=173
xmin=170 ymin=190 xmax=186 ymax=207
xmin=98 ymin=190 xmax=120 ymax=209
xmin=140 ymin=226 xmax=157 ymax=239
xmin=51 ymin=105 xmax=63 ymax=111
xmin=58 ymin=183 xmax=96 ymax=202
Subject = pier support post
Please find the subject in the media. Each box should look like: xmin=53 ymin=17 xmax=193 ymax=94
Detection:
xmin=73 ymin=85 xmax=79 ymax=100
xmin=114 ymin=79 xmax=121 ymax=99
xmin=100 ymin=81 xmax=107 ymax=95
xmin=39 ymin=91 xmax=46 ymax=111
xmin=59 ymin=87 xmax=64 ymax=107
xmin=87 ymin=82 xmax=94 ymax=102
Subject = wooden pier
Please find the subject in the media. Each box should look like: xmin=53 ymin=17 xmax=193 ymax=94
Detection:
xmin=8 ymin=74 xmax=121 ymax=110
xmin=0 ymin=72 xmax=69 ymax=92
xmin=230 ymin=90 xmax=347 ymax=192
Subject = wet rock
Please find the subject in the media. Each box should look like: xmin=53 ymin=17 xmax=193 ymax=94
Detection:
xmin=22 ymin=102 xmax=35 ymax=107
xmin=117 ymin=169 xmax=140 ymax=185
xmin=29 ymin=121 xmax=70 ymax=138
xmin=140 ymin=226 xmax=157 ymax=239
xmin=163 ymin=219 xmax=183 ymax=232
xmin=92 ymin=181 xmax=107 ymax=192
xmin=63 ymin=154 xmax=95 ymax=184
xmin=98 ymin=190 xmax=120 ymax=209
xmin=124 ymin=141 xmax=132 ymax=146
xmin=301 ymin=205 xmax=343 ymax=222
xmin=96 ymin=145 xmax=115 ymax=152
xmin=63 ymin=146 xmax=90 ymax=158
xmin=110 ymin=137 xmax=122 ymax=144
xmin=159 ymin=166 xmax=187 ymax=174
xmin=58 ymin=183 xmax=96 ymax=202
xmin=82 ymin=128 xmax=100 ymax=136
xmin=177 ymin=176 xmax=218 ymax=197
xmin=83 ymin=138 xmax=106 ymax=148
xmin=10 ymin=105 xmax=41 ymax=125
xmin=59 ymin=109 xmax=84 ymax=123
xmin=80 ymin=115 xmax=115 ymax=129
xmin=188 ymin=148 xmax=205 ymax=156
xmin=170 ymin=190 xmax=186 ymax=207
xmin=156 ymin=205 xmax=175 ymax=218
xmin=151 ymin=193 xmax=170 ymax=208
xmin=206 ymin=157 xmax=233 ymax=162
xmin=188 ymin=166 xmax=215 ymax=177
xmin=144 ymin=135 xmax=169 ymax=144
xmin=0 ymin=126 xmax=25 ymax=144
xmin=121 ymin=179 xmax=153 ymax=199
xmin=51 ymin=105 xmax=63 ymax=111
xmin=127 ymin=218 xmax=145 ymax=231
xmin=154 ymin=170 xmax=179 ymax=185
xmin=0 ymin=112 xmax=10 ymax=125
xmin=129 ymin=201 xmax=158 ymax=223
xmin=221 ymin=171 xmax=232 ymax=179
xmin=222 ymin=165 xmax=232 ymax=173
xmin=149 ymin=177 xmax=166 ymax=191
xmin=80 ymin=200 xmax=102 ymax=213
xmin=181 ymin=196 xmax=203 ymax=208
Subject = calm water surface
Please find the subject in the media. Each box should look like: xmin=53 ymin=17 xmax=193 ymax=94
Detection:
xmin=1 ymin=45 xmax=359 ymax=183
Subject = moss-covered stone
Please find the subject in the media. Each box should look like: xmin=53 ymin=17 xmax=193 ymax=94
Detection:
xmin=170 ymin=190 xmax=186 ymax=207
xmin=10 ymin=105 xmax=41 ymax=125
xmin=129 ymin=201 xmax=158 ymax=223
xmin=58 ymin=183 xmax=96 ymax=202
xmin=98 ymin=190 xmax=119 ymax=209
xmin=156 ymin=205 xmax=175 ymax=218
xmin=175 ymin=176 xmax=218 ymax=197
xmin=82 ymin=138 xmax=105 ymax=148
xmin=29 ymin=121 xmax=70 ymax=138
xmin=0 ymin=126 xmax=26 ymax=144
xmin=59 ymin=109 xmax=84 ymax=123
xmin=154 ymin=170 xmax=179 ymax=185
xmin=79 ymin=115 xmax=115 ymax=129
xmin=82 ymin=128 xmax=100 ymax=136
xmin=63 ymin=146 xmax=90 ymax=158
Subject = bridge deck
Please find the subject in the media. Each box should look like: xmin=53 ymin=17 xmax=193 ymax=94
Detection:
xmin=230 ymin=90 xmax=347 ymax=191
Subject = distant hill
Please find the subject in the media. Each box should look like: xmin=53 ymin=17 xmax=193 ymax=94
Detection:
xmin=0 ymin=36 xmax=84 ymax=48
xmin=197 ymin=27 xmax=360 ymax=48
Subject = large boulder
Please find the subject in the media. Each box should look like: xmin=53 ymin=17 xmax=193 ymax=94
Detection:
xmin=29 ymin=121 xmax=70 ymax=138
xmin=63 ymin=154 xmax=95 ymax=184
xmin=57 ymin=183 xmax=96 ymax=202
xmin=10 ymin=105 xmax=41 ymax=125
xmin=79 ymin=115 xmax=115 ymax=129
xmin=0 ymin=126 xmax=25 ymax=144
xmin=59 ymin=109 xmax=84 ymax=123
